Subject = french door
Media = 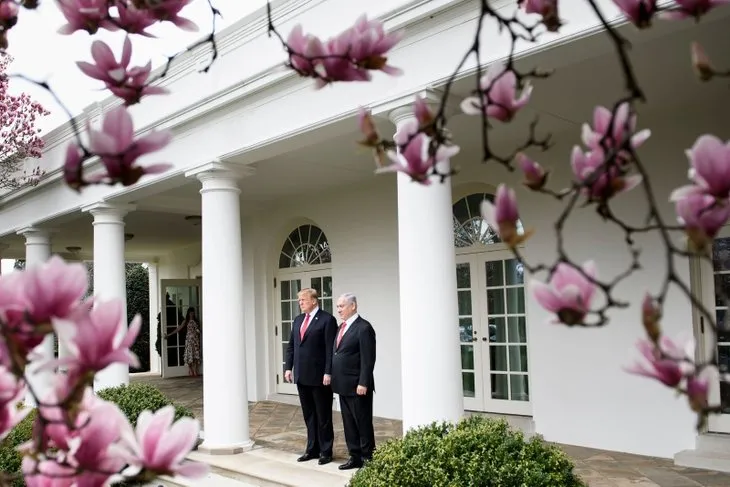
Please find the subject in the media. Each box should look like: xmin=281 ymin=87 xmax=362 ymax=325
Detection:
xmin=161 ymin=279 xmax=202 ymax=379
xmin=275 ymin=269 xmax=333 ymax=395
xmin=696 ymin=230 xmax=730 ymax=433
xmin=456 ymin=251 xmax=531 ymax=415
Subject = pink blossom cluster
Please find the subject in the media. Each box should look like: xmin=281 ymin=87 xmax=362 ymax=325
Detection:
xmin=0 ymin=256 xmax=207 ymax=485
xmin=0 ymin=53 xmax=49 ymax=174
xmin=286 ymin=14 xmax=404 ymax=88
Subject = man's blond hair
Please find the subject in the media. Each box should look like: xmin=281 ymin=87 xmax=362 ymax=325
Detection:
xmin=297 ymin=288 xmax=319 ymax=301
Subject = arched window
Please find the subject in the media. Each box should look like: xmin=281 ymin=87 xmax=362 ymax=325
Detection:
xmin=278 ymin=224 xmax=332 ymax=268
xmin=453 ymin=192 xmax=524 ymax=248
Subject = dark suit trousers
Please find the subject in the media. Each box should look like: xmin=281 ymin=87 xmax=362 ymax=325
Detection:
xmin=339 ymin=392 xmax=375 ymax=460
xmin=297 ymin=383 xmax=334 ymax=456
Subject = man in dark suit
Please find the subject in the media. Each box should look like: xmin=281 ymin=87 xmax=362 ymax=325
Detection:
xmin=331 ymin=292 xmax=376 ymax=470
xmin=284 ymin=288 xmax=338 ymax=465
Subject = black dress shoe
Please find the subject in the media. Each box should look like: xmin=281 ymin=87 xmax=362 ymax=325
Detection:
xmin=338 ymin=458 xmax=363 ymax=470
xmin=297 ymin=452 xmax=318 ymax=462
xmin=318 ymin=456 xmax=332 ymax=465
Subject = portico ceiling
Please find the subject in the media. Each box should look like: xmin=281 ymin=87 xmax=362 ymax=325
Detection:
xmin=2 ymin=11 xmax=726 ymax=263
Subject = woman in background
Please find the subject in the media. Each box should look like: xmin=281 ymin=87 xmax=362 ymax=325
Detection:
xmin=164 ymin=306 xmax=201 ymax=377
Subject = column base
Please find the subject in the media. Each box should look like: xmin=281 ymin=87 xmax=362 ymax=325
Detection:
xmin=197 ymin=439 xmax=255 ymax=456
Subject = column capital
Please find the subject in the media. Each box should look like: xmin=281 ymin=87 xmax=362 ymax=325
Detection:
xmin=366 ymin=88 xmax=442 ymax=122
xmin=185 ymin=161 xmax=255 ymax=181
xmin=81 ymin=202 xmax=136 ymax=221
xmin=16 ymin=226 xmax=56 ymax=243
xmin=185 ymin=161 xmax=255 ymax=193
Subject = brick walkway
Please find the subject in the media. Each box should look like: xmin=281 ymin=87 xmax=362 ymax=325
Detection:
xmin=132 ymin=375 xmax=730 ymax=487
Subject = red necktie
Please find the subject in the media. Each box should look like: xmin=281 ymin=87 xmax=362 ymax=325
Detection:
xmin=300 ymin=313 xmax=311 ymax=340
xmin=336 ymin=322 xmax=346 ymax=347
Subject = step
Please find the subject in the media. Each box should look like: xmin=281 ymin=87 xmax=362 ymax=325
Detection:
xmin=154 ymin=469 xmax=259 ymax=487
xmin=160 ymin=446 xmax=355 ymax=487
xmin=674 ymin=448 xmax=730 ymax=474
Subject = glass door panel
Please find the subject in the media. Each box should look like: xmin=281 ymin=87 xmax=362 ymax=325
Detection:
xmin=702 ymin=234 xmax=730 ymax=433
xmin=456 ymin=255 xmax=485 ymax=410
xmin=277 ymin=278 xmax=301 ymax=394
xmin=160 ymin=279 xmax=202 ymax=379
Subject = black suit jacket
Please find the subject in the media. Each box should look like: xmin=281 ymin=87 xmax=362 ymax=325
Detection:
xmin=284 ymin=308 xmax=338 ymax=386
xmin=331 ymin=316 xmax=376 ymax=397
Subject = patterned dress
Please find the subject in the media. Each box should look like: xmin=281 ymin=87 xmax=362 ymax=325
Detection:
xmin=183 ymin=320 xmax=201 ymax=365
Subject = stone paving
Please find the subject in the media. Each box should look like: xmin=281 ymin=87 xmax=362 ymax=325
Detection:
xmin=132 ymin=375 xmax=730 ymax=487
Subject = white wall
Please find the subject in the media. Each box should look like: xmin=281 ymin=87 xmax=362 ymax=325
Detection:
xmin=249 ymin=176 xmax=402 ymax=419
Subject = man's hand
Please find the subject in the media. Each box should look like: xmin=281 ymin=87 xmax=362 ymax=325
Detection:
xmin=356 ymin=385 xmax=367 ymax=395
xmin=323 ymin=374 xmax=331 ymax=386
xmin=284 ymin=370 xmax=293 ymax=383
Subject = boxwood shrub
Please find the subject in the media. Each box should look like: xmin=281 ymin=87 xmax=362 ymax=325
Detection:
xmin=95 ymin=382 xmax=194 ymax=427
xmin=0 ymin=382 xmax=195 ymax=486
xmin=349 ymin=415 xmax=587 ymax=487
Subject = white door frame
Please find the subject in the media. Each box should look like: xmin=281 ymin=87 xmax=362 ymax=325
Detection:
xmin=160 ymin=279 xmax=202 ymax=379
xmin=693 ymin=228 xmax=730 ymax=433
xmin=455 ymin=247 xmax=532 ymax=416
xmin=273 ymin=265 xmax=333 ymax=395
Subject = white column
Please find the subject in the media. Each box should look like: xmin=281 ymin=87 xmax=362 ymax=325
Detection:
xmin=148 ymin=259 xmax=160 ymax=375
xmin=0 ymin=243 xmax=9 ymax=275
xmin=16 ymin=227 xmax=54 ymax=404
xmin=391 ymin=106 xmax=464 ymax=432
xmin=186 ymin=161 xmax=254 ymax=454
xmin=82 ymin=202 xmax=135 ymax=391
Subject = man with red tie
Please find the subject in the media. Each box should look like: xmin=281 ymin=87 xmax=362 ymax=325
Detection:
xmin=284 ymin=288 xmax=338 ymax=465
xmin=331 ymin=292 xmax=377 ymax=470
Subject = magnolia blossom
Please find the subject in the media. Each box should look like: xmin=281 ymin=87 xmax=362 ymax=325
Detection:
xmin=660 ymin=0 xmax=730 ymax=20
xmin=287 ymin=15 xmax=403 ymax=87
xmin=571 ymin=146 xmax=642 ymax=201
xmin=77 ymin=37 xmax=168 ymax=106
xmin=625 ymin=339 xmax=685 ymax=387
xmin=516 ymin=153 xmax=548 ymax=190
xmin=133 ymin=0 xmax=198 ymax=31
xmin=22 ymin=458 xmax=76 ymax=487
xmin=115 ymin=1 xmax=158 ymax=36
xmin=413 ymin=95 xmax=435 ymax=133
xmin=0 ymin=258 xmax=87 ymax=369
xmin=377 ymin=102 xmax=459 ymax=184
xmin=641 ymin=293 xmax=661 ymax=342
xmin=687 ymin=375 xmax=710 ymax=412
xmin=691 ymin=42 xmax=714 ymax=81
xmin=64 ymin=105 xmax=172 ymax=189
xmin=581 ymin=102 xmax=651 ymax=155
xmin=670 ymin=135 xmax=730 ymax=201
xmin=287 ymin=25 xmax=327 ymax=78
xmin=531 ymin=261 xmax=598 ymax=326
xmin=22 ymin=256 xmax=88 ymax=325
xmin=675 ymin=193 xmax=730 ymax=252
xmin=118 ymin=406 xmax=208 ymax=479
xmin=611 ymin=0 xmax=658 ymax=27
xmin=518 ymin=0 xmax=561 ymax=31
xmin=53 ymin=299 xmax=141 ymax=379
xmin=461 ymin=63 xmax=532 ymax=122
xmin=56 ymin=0 xmax=118 ymax=35
xmin=480 ymin=184 xmax=530 ymax=248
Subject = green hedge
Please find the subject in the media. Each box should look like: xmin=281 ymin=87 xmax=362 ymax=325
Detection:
xmin=349 ymin=416 xmax=587 ymax=487
xmin=0 ymin=409 xmax=35 ymax=487
xmin=95 ymin=382 xmax=193 ymax=427
xmin=0 ymin=383 xmax=194 ymax=485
